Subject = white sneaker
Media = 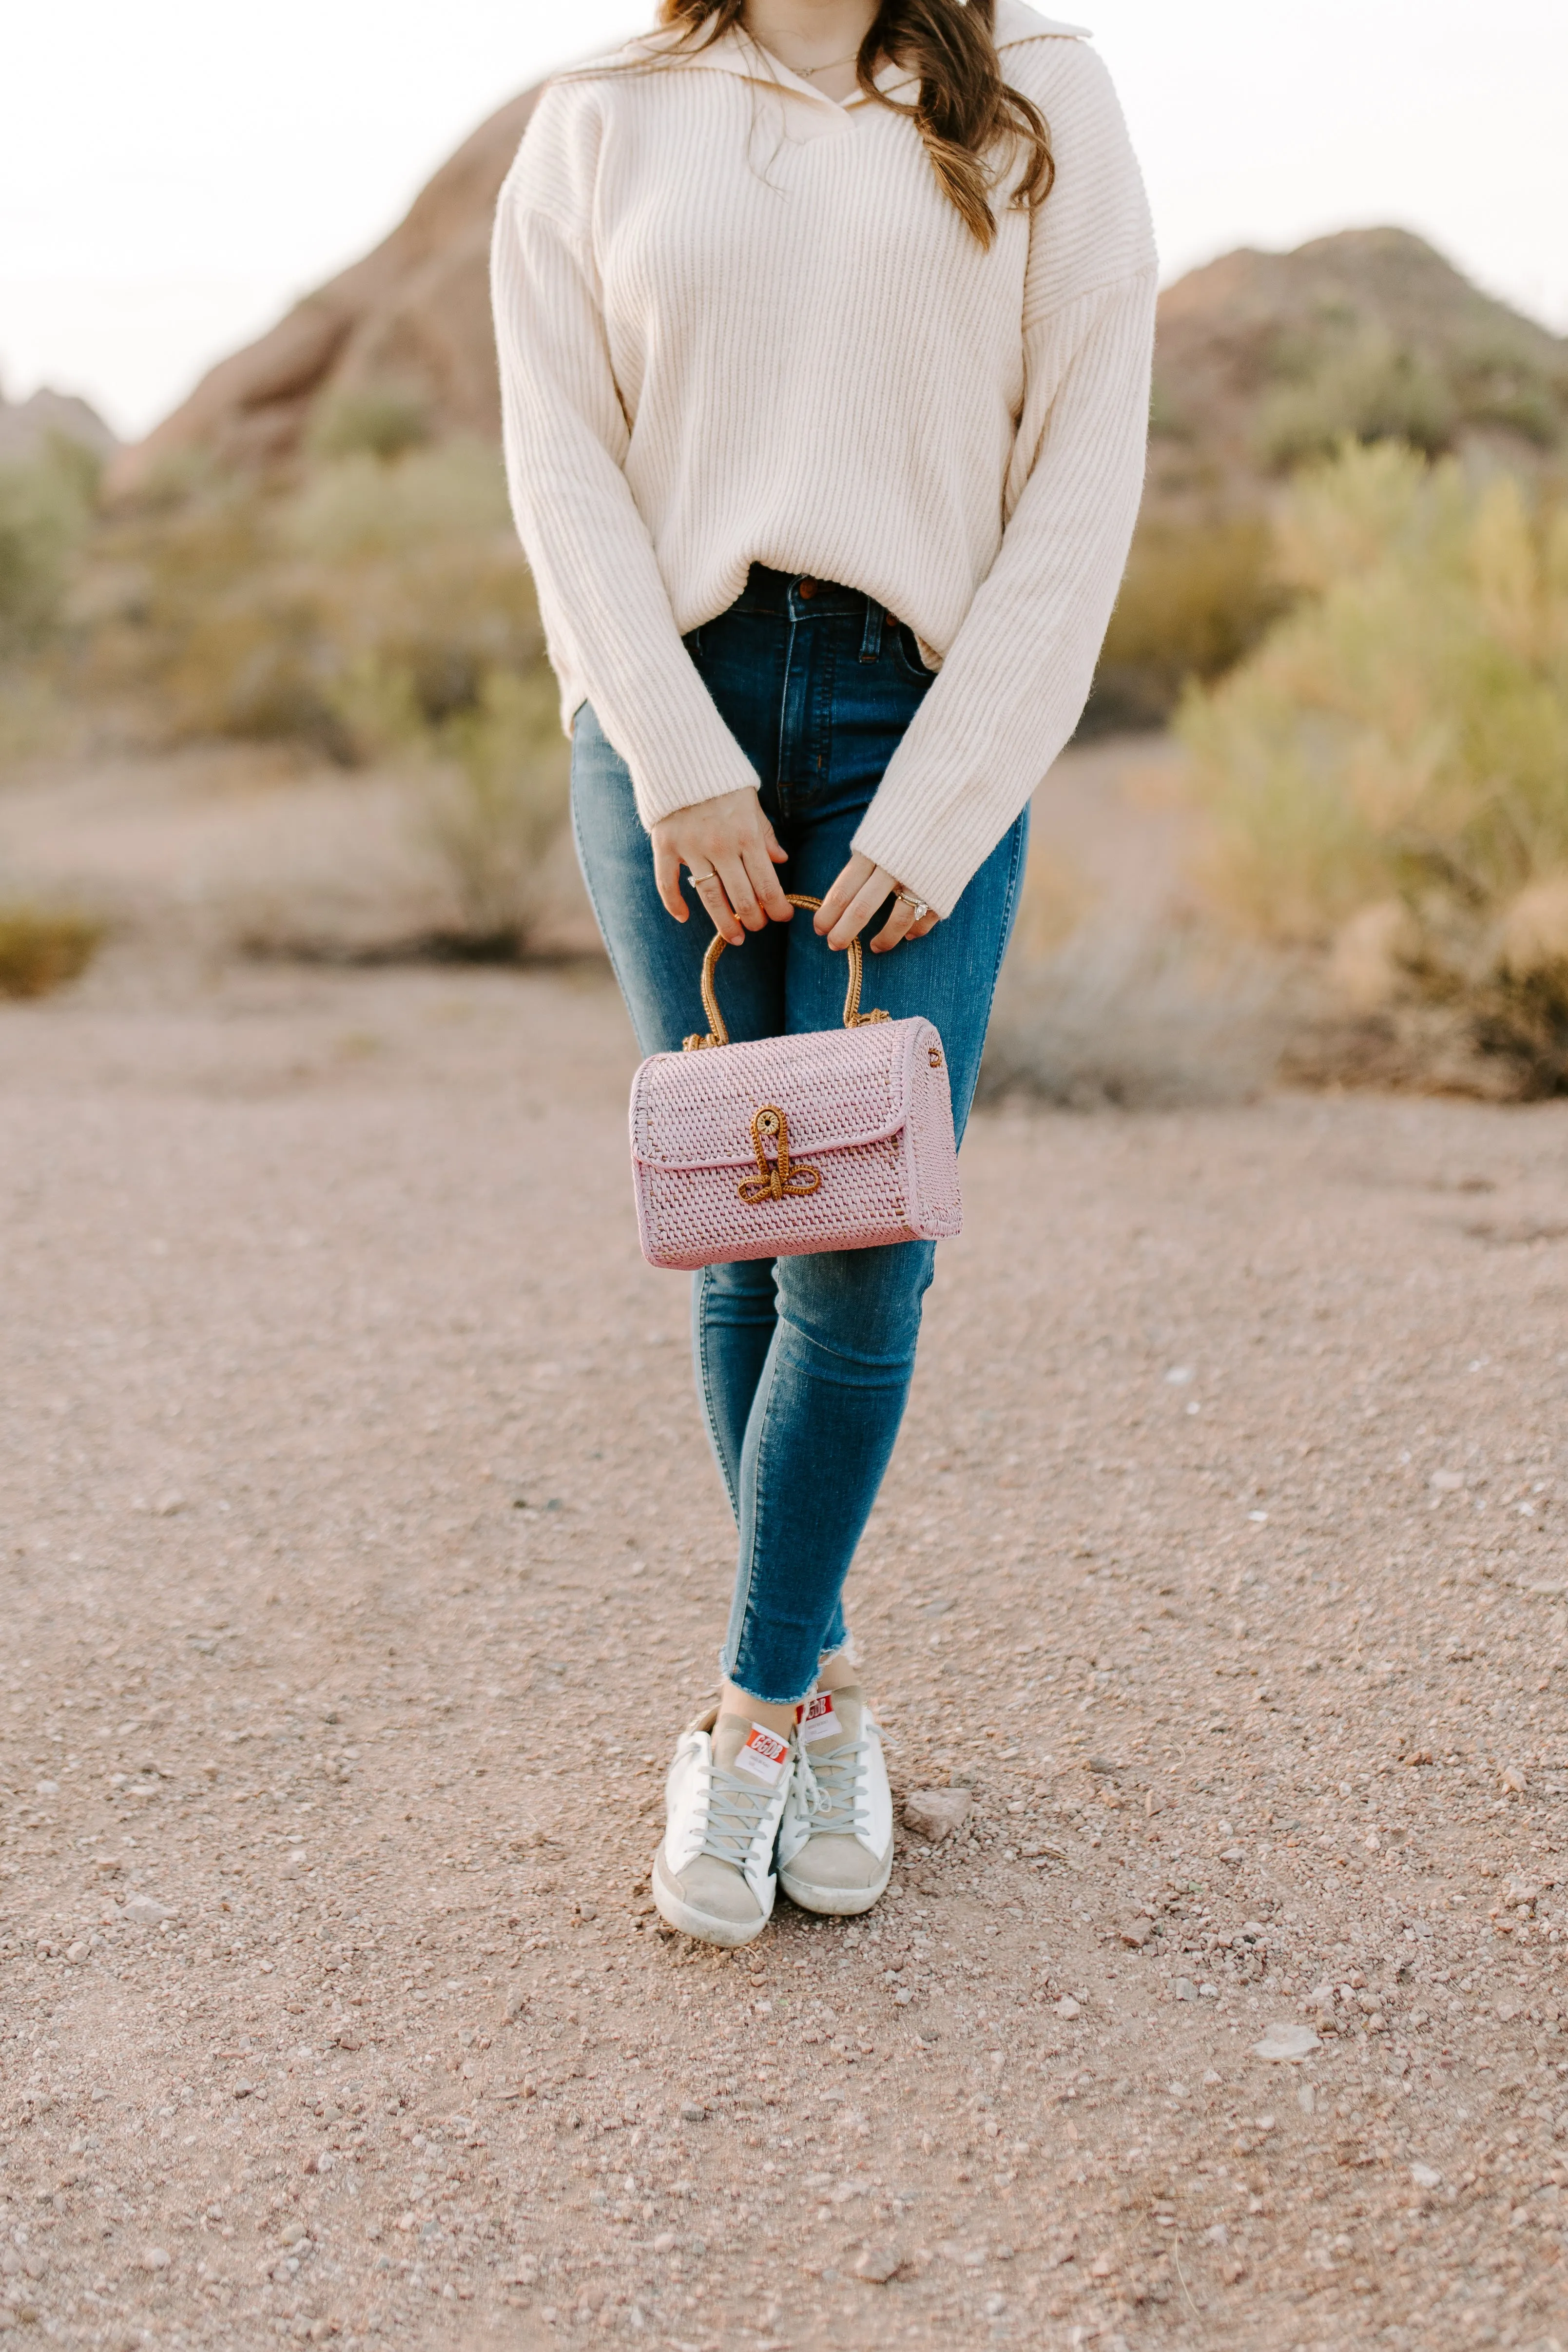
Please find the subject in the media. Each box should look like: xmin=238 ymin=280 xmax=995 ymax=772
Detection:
xmin=651 ymin=1707 xmax=794 ymax=1948
xmin=777 ymin=1686 xmax=894 ymax=1916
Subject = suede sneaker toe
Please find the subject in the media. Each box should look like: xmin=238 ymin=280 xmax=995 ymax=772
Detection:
xmin=651 ymin=1708 xmax=793 ymax=1948
xmin=777 ymin=1686 xmax=894 ymax=1916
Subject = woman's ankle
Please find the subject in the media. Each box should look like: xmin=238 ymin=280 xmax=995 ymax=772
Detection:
xmin=717 ymin=1680 xmax=797 ymax=1741
xmin=814 ymin=1649 xmax=860 ymax=1694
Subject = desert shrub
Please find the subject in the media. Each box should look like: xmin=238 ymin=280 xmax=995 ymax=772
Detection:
xmin=1180 ymin=439 xmax=1568 ymax=1091
xmin=0 ymin=905 xmax=102 ymax=998
xmin=74 ymin=438 xmax=573 ymax=951
xmin=1452 ymin=342 xmax=1566 ymax=450
xmin=81 ymin=472 xmax=313 ymax=739
xmin=307 ymin=384 xmax=431 ymax=463
xmin=422 ymin=668 xmax=571 ymax=952
xmin=86 ymin=439 xmax=545 ymax=755
xmin=284 ymin=440 xmax=510 ymax=559
xmin=1086 ymin=515 xmax=1291 ymax=732
xmin=1469 ymin=962 xmax=1568 ymax=1091
xmin=0 ymin=436 xmax=99 ymax=651
xmin=1256 ymin=331 xmax=1457 ymax=471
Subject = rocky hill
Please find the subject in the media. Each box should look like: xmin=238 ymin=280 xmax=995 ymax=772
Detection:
xmin=0 ymin=384 xmax=118 ymax=467
xmin=1094 ymin=229 xmax=1568 ymax=726
xmin=1148 ymin=226 xmax=1568 ymax=522
xmin=107 ymin=86 xmax=541 ymax=497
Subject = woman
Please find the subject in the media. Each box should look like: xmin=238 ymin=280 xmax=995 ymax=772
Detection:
xmin=493 ymin=0 xmax=1155 ymax=1945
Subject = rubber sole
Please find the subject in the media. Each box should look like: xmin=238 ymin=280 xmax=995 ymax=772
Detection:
xmin=651 ymin=1846 xmax=774 ymax=1948
xmin=778 ymin=1840 xmax=894 ymax=1917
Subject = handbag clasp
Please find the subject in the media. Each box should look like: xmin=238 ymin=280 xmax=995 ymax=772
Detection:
xmin=738 ymin=1105 xmax=821 ymax=1205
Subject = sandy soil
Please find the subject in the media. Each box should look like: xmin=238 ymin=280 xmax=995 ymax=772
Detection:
xmin=3 ymin=954 xmax=1568 ymax=2352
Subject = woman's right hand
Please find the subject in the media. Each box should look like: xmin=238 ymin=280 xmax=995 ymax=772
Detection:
xmin=651 ymin=786 xmax=793 ymax=945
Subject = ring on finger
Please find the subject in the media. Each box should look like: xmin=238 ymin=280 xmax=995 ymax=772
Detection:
xmin=896 ymin=891 xmax=931 ymax=921
xmin=687 ymin=864 xmax=716 ymax=884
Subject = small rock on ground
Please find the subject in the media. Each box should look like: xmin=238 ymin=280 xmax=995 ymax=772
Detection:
xmin=902 ymin=1787 xmax=972 ymax=1842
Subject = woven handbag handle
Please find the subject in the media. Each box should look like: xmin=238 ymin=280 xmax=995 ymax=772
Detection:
xmin=681 ymin=894 xmax=890 ymax=1051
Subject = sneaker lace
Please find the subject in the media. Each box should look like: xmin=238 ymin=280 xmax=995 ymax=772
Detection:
xmin=696 ymin=1763 xmax=780 ymax=1870
xmin=794 ymin=1734 xmax=873 ymax=1840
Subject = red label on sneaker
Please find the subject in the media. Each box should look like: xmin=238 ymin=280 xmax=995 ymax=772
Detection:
xmin=734 ymin=1724 xmax=789 ymax=1786
xmin=799 ymin=1692 xmax=840 ymax=1747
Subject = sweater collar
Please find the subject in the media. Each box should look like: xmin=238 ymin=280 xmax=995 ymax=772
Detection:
xmin=993 ymin=1 xmax=1093 ymax=45
xmin=624 ymin=21 xmax=913 ymax=107
xmin=622 ymin=3 xmax=1089 ymax=113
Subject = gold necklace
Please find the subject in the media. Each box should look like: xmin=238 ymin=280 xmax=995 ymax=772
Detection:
xmin=798 ymin=51 xmax=861 ymax=75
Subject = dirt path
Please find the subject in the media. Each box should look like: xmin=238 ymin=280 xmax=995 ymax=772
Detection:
xmin=2 ymin=958 xmax=1567 ymax=2351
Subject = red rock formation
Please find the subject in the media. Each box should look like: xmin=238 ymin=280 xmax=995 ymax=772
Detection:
xmin=106 ymin=85 xmax=542 ymax=498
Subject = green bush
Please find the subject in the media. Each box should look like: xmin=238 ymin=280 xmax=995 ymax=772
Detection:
xmin=75 ymin=437 xmax=572 ymax=953
xmin=1179 ymin=440 xmax=1568 ymax=1091
xmin=1256 ymin=332 xmax=1458 ymax=471
xmin=1086 ymin=515 xmax=1291 ymax=732
xmin=87 ymin=439 xmax=546 ymax=757
xmin=284 ymin=440 xmax=510 ymax=560
xmin=422 ymin=669 xmax=571 ymax=952
xmin=0 ymin=435 xmax=99 ymax=651
xmin=1449 ymin=332 xmax=1567 ymax=450
xmin=307 ymin=384 xmax=432 ymax=463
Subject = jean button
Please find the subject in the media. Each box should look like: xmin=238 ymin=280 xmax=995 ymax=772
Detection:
xmin=796 ymin=577 xmax=817 ymax=599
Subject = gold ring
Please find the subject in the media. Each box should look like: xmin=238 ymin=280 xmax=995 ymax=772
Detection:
xmin=897 ymin=891 xmax=930 ymax=921
xmin=688 ymin=865 xmax=716 ymax=884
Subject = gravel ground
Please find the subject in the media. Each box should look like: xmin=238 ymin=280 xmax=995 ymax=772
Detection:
xmin=3 ymin=957 xmax=1568 ymax=2352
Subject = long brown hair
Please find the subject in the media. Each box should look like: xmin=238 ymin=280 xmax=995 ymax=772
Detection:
xmin=634 ymin=0 xmax=1055 ymax=247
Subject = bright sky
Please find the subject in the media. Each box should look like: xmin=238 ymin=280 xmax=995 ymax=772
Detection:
xmin=3 ymin=0 xmax=1565 ymax=442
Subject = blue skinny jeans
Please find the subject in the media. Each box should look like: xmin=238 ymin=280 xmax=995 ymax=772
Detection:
xmin=571 ymin=566 xmax=1027 ymax=1705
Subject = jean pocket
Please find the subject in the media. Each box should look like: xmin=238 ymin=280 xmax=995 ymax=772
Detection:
xmin=890 ymin=622 xmax=936 ymax=683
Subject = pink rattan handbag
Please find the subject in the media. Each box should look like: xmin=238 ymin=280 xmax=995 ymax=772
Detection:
xmin=629 ymin=894 xmax=961 ymax=1272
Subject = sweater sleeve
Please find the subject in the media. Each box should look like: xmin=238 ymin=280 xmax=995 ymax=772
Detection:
xmin=851 ymin=46 xmax=1158 ymax=917
xmin=491 ymin=84 xmax=760 ymax=826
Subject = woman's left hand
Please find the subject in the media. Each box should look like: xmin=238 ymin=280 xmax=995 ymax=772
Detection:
xmin=814 ymin=853 xmax=941 ymax=953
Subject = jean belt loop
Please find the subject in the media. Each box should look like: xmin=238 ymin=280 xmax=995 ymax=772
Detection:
xmin=859 ymin=597 xmax=884 ymax=664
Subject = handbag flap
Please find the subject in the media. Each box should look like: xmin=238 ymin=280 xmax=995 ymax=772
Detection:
xmin=631 ymin=1017 xmax=925 ymax=1173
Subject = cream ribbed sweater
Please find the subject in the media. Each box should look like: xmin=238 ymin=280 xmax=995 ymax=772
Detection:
xmin=492 ymin=0 xmax=1156 ymax=916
